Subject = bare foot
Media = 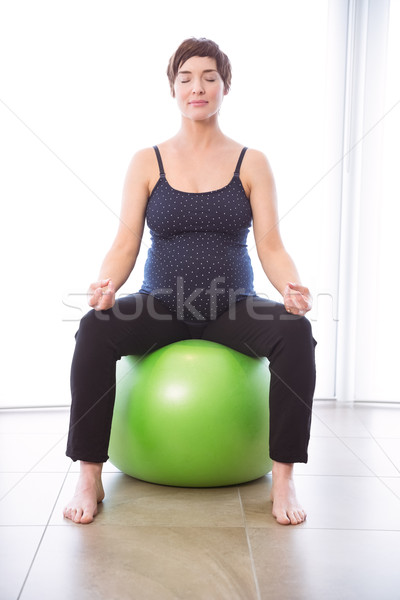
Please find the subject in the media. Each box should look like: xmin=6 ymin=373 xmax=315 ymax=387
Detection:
xmin=63 ymin=461 xmax=105 ymax=524
xmin=270 ymin=461 xmax=306 ymax=525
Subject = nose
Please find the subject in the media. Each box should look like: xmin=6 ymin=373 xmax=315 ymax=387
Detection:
xmin=192 ymin=79 xmax=205 ymax=94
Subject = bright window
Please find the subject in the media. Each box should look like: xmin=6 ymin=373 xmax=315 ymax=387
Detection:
xmin=1 ymin=0 xmax=343 ymax=407
xmin=353 ymin=0 xmax=400 ymax=401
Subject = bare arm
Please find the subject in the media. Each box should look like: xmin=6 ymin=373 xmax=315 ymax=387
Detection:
xmin=246 ymin=150 xmax=312 ymax=315
xmin=89 ymin=148 xmax=152 ymax=310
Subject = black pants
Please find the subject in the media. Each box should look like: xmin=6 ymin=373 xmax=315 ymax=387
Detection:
xmin=66 ymin=293 xmax=316 ymax=464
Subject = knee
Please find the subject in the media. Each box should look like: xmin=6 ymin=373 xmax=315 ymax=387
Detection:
xmin=281 ymin=313 xmax=315 ymax=351
xmin=76 ymin=308 xmax=109 ymax=342
xmin=292 ymin=313 xmax=313 ymax=336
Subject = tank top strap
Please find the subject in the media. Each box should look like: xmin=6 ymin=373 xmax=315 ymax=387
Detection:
xmin=234 ymin=147 xmax=248 ymax=177
xmin=154 ymin=145 xmax=247 ymax=179
xmin=153 ymin=145 xmax=165 ymax=178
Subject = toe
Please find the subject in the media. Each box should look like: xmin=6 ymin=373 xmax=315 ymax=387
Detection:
xmin=290 ymin=509 xmax=306 ymax=525
xmin=297 ymin=508 xmax=306 ymax=522
xmin=290 ymin=511 xmax=300 ymax=524
xmin=276 ymin=511 xmax=291 ymax=525
xmin=65 ymin=507 xmax=76 ymax=522
xmin=80 ymin=508 xmax=94 ymax=524
xmin=73 ymin=508 xmax=83 ymax=523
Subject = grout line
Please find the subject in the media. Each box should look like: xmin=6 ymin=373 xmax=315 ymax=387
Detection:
xmin=0 ymin=406 xmax=71 ymax=411
xmin=365 ymin=439 xmax=400 ymax=477
xmin=16 ymin=465 xmax=72 ymax=599
xmin=293 ymin=473 xmax=400 ymax=479
xmin=284 ymin=526 xmax=400 ymax=533
xmin=237 ymin=487 xmax=262 ymax=600
xmin=0 ymin=438 xmax=71 ymax=504
xmin=354 ymin=442 xmax=400 ymax=503
xmin=0 ymin=346 xmax=156 ymax=505
xmin=344 ymin=417 xmax=400 ymax=499
xmin=0 ymin=524 xmax=46 ymax=529
xmin=243 ymin=342 xmax=391 ymax=483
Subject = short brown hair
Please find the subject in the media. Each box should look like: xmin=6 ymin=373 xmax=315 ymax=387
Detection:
xmin=167 ymin=37 xmax=232 ymax=96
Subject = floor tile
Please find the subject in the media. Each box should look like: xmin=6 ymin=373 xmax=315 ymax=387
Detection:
xmin=0 ymin=526 xmax=44 ymax=600
xmin=312 ymin=402 xmax=372 ymax=437
xmin=51 ymin=471 xmax=245 ymax=528
xmin=0 ymin=472 xmax=66 ymax=526
xmin=249 ymin=527 xmax=400 ymax=600
xmin=4 ymin=404 xmax=400 ymax=600
xmin=295 ymin=436 xmax=374 ymax=476
xmin=335 ymin=437 xmax=400 ymax=476
xmin=297 ymin=475 xmax=400 ymax=530
xmin=240 ymin=474 xmax=400 ymax=530
xmin=374 ymin=438 xmax=400 ymax=472
xmin=0 ymin=433 xmax=70 ymax=472
xmin=0 ymin=472 xmax=23 ymax=499
xmin=0 ymin=408 xmax=70 ymax=434
xmin=380 ymin=477 xmax=400 ymax=499
xmin=238 ymin=476 xmax=275 ymax=529
xmin=21 ymin=525 xmax=258 ymax=600
xmin=309 ymin=411 xmax=335 ymax=437
xmin=354 ymin=403 xmax=400 ymax=438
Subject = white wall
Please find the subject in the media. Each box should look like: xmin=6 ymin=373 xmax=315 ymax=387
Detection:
xmin=353 ymin=0 xmax=400 ymax=401
xmin=0 ymin=0 xmax=335 ymax=407
xmin=336 ymin=0 xmax=400 ymax=402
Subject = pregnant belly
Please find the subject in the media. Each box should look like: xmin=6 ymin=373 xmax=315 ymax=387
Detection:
xmin=141 ymin=251 xmax=254 ymax=322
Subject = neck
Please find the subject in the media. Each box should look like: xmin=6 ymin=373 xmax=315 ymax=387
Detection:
xmin=174 ymin=115 xmax=226 ymax=150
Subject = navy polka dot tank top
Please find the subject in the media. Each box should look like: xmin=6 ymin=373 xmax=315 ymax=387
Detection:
xmin=138 ymin=146 xmax=256 ymax=322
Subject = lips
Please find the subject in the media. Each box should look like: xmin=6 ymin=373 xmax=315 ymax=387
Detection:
xmin=189 ymin=101 xmax=208 ymax=105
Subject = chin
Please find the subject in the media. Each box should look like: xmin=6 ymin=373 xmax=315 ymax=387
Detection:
xmin=183 ymin=110 xmax=219 ymax=122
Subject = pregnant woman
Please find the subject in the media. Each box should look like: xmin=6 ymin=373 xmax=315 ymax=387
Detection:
xmin=63 ymin=37 xmax=316 ymax=526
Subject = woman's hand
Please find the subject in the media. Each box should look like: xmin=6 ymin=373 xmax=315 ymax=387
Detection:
xmin=88 ymin=278 xmax=115 ymax=311
xmin=283 ymin=282 xmax=312 ymax=316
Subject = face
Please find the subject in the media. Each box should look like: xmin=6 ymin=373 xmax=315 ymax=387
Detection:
xmin=173 ymin=56 xmax=227 ymax=121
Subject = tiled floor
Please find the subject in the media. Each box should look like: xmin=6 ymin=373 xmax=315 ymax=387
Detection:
xmin=1 ymin=401 xmax=400 ymax=599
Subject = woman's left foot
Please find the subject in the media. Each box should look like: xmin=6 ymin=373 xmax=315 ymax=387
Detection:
xmin=270 ymin=461 xmax=306 ymax=525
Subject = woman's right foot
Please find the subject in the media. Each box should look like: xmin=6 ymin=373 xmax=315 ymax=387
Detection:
xmin=63 ymin=462 xmax=105 ymax=524
xmin=270 ymin=461 xmax=306 ymax=525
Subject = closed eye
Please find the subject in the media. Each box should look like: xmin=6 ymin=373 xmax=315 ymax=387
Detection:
xmin=179 ymin=79 xmax=217 ymax=83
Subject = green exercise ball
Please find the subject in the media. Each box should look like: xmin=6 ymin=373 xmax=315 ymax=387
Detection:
xmin=108 ymin=339 xmax=272 ymax=487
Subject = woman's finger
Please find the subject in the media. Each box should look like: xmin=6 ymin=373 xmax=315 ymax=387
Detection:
xmin=285 ymin=296 xmax=312 ymax=314
xmin=284 ymin=282 xmax=312 ymax=315
xmin=88 ymin=278 xmax=113 ymax=308
xmin=88 ymin=287 xmax=101 ymax=306
xmin=288 ymin=282 xmax=311 ymax=297
xmin=96 ymin=283 xmax=115 ymax=311
xmin=89 ymin=278 xmax=111 ymax=292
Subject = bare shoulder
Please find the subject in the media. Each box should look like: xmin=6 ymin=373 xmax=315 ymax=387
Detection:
xmin=243 ymin=148 xmax=274 ymax=175
xmin=241 ymin=148 xmax=275 ymax=196
xmin=126 ymin=146 xmax=156 ymax=172
xmin=123 ymin=146 xmax=159 ymax=196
